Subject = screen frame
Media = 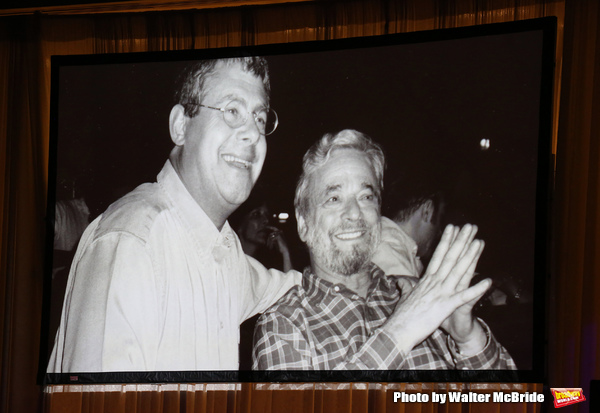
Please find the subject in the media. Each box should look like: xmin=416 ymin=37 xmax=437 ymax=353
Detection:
xmin=41 ymin=16 xmax=556 ymax=385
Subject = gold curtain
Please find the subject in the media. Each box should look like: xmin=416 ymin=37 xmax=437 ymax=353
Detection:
xmin=552 ymin=0 xmax=600 ymax=402
xmin=43 ymin=382 xmax=544 ymax=412
xmin=3 ymin=0 xmax=600 ymax=412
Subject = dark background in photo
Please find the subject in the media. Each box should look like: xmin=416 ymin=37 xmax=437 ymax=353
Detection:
xmin=45 ymin=20 xmax=553 ymax=381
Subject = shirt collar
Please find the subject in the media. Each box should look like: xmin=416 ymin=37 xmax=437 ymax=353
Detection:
xmin=393 ymin=221 xmax=419 ymax=257
xmin=302 ymin=264 xmax=394 ymax=306
xmin=157 ymin=160 xmax=235 ymax=252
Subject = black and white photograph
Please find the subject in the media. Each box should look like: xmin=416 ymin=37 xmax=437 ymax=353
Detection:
xmin=43 ymin=18 xmax=554 ymax=384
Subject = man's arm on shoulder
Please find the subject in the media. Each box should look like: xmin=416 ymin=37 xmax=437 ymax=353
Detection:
xmin=55 ymin=229 xmax=160 ymax=372
xmin=241 ymin=255 xmax=302 ymax=320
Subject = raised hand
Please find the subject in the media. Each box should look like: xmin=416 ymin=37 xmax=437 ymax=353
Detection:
xmin=265 ymin=226 xmax=285 ymax=251
xmin=382 ymin=224 xmax=490 ymax=355
xmin=265 ymin=226 xmax=293 ymax=272
xmin=437 ymin=227 xmax=488 ymax=355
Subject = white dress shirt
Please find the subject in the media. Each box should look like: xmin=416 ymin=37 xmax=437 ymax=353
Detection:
xmin=371 ymin=217 xmax=424 ymax=278
xmin=48 ymin=161 xmax=301 ymax=372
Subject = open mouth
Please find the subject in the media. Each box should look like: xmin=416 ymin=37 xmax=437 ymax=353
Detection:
xmin=222 ymin=154 xmax=251 ymax=169
xmin=335 ymin=230 xmax=365 ymax=240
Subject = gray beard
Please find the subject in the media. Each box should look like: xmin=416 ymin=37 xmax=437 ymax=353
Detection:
xmin=306 ymin=220 xmax=381 ymax=276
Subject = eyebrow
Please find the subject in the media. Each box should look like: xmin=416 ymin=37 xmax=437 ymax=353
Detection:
xmin=214 ymin=94 xmax=242 ymax=106
xmin=217 ymin=94 xmax=267 ymax=110
xmin=323 ymin=184 xmax=342 ymax=195
xmin=362 ymin=182 xmax=375 ymax=192
xmin=321 ymin=181 xmax=376 ymax=197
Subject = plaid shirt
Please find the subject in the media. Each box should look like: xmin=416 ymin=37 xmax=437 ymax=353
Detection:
xmin=253 ymin=266 xmax=517 ymax=370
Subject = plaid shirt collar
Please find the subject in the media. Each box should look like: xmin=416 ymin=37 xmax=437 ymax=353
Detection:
xmin=301 ymin=264 xmax=400 ymax=309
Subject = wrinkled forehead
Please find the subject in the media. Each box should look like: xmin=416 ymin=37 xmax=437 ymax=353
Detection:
xmin=309 ymin=150 xmax=378 ymax=200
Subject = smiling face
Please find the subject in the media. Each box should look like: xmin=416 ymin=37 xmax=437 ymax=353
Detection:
xmin=169 ymin=61 xmax=268 ymax=228
xmin=298 ymin=148 xmax=382 ymax=277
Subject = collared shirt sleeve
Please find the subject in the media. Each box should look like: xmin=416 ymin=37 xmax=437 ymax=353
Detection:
xmin=399 ymin=320 xmax=517 ymax=370
xmin=240 ymin=255 xmax=302 ymax=321
xmin=49 ymin=228 xmax=161 ymax=373
xmin=252 ymin=311 xmax=407 ymax=370
xmin=447 ymin=319 xmax=517 ymax=370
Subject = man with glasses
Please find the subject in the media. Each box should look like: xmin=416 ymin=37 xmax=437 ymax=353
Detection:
xmin=48 ymin=57 xmax=302 ymax=373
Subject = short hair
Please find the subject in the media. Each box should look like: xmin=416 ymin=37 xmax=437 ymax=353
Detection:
xmin=175 ymin=57 xmax=271 ymax=118
xmin=392 ymin=191 xmax=445 ymax=223
xmin=294 ymin=129 xmax=386 ymax=220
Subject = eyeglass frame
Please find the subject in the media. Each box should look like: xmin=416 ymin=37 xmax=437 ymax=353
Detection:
xmin=191 ymin=101 xmax=279 ymax=136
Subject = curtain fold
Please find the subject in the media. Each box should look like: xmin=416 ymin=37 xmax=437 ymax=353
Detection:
xmin=43 ymin=382 xmax=544 ymax=413
xmin=1 ymin=15 xmax=49 ymax=413
xmin=552 ymin=0 xmax=600 ymax=405
xmin=5 ymin=1 xmax=600 ymax=413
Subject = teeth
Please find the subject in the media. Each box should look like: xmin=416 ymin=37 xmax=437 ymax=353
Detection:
xmin=223 ymin=155 xmax=251 ymax=169
xmin=336 ymin=231 xmax=363 ymax=240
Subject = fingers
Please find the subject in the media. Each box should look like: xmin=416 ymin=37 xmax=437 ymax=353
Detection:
xmin=267 ymin=228 xmax=282 ymax=239
xmin=426 ymin=225 xmax=456 ymax=275
xmin=454 ymin=278 xmax=492 ymax=306
xmin=267 ymin=229 xmax=290 ymax=255
xmin=457 ymin=225 xmax=478 ymax=260
xmin=442 ymin=238 xmax=484 ymax=290
xmin=448 ymin=225 xmax=460 ymax=245
xmin=435 ymin=224 xmax=478 ymax=279
xmin=454 ymin=240 xmax=485 ymax=291
xmin=427 ymin=224 xmax=478 ymax=277
xmin=266 ymin=228 xmax=282 ymax=247
xmin=396 ymin=276 xmax=417 ymax=297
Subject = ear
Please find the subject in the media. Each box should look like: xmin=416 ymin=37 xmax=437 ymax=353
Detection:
xmin=296 ymin=211 xmax=309 ymax=242
xmin=419 ymin=199 xmax=435 ymax=224
xmin=169 ymin=104 xmax=188 ymax=146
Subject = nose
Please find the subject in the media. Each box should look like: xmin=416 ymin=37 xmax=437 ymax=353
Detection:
xmin=342 ymin=197 xmax=362 ymax=221
xmin=237 ymin=116 xmax=262 ymax=145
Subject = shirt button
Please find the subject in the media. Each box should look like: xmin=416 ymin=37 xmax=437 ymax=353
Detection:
xmin=220 ymin=322 xmax=224 ymax=329
xmin=333 ymin=286 xmax=340 ymax=293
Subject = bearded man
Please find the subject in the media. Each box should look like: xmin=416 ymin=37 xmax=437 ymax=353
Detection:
xmin=252 ymin=129 xmax=516 ymax=370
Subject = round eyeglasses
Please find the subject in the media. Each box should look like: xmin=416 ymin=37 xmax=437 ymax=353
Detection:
xmin=197 ymin=100 xmax=279 ymax=136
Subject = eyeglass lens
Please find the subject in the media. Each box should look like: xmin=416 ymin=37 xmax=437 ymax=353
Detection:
xmin=222 ymin=101 xmax=277 ymax=135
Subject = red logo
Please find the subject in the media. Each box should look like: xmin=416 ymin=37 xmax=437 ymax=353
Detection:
xmin=550 ymin=388 xmax=586 ymax=408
